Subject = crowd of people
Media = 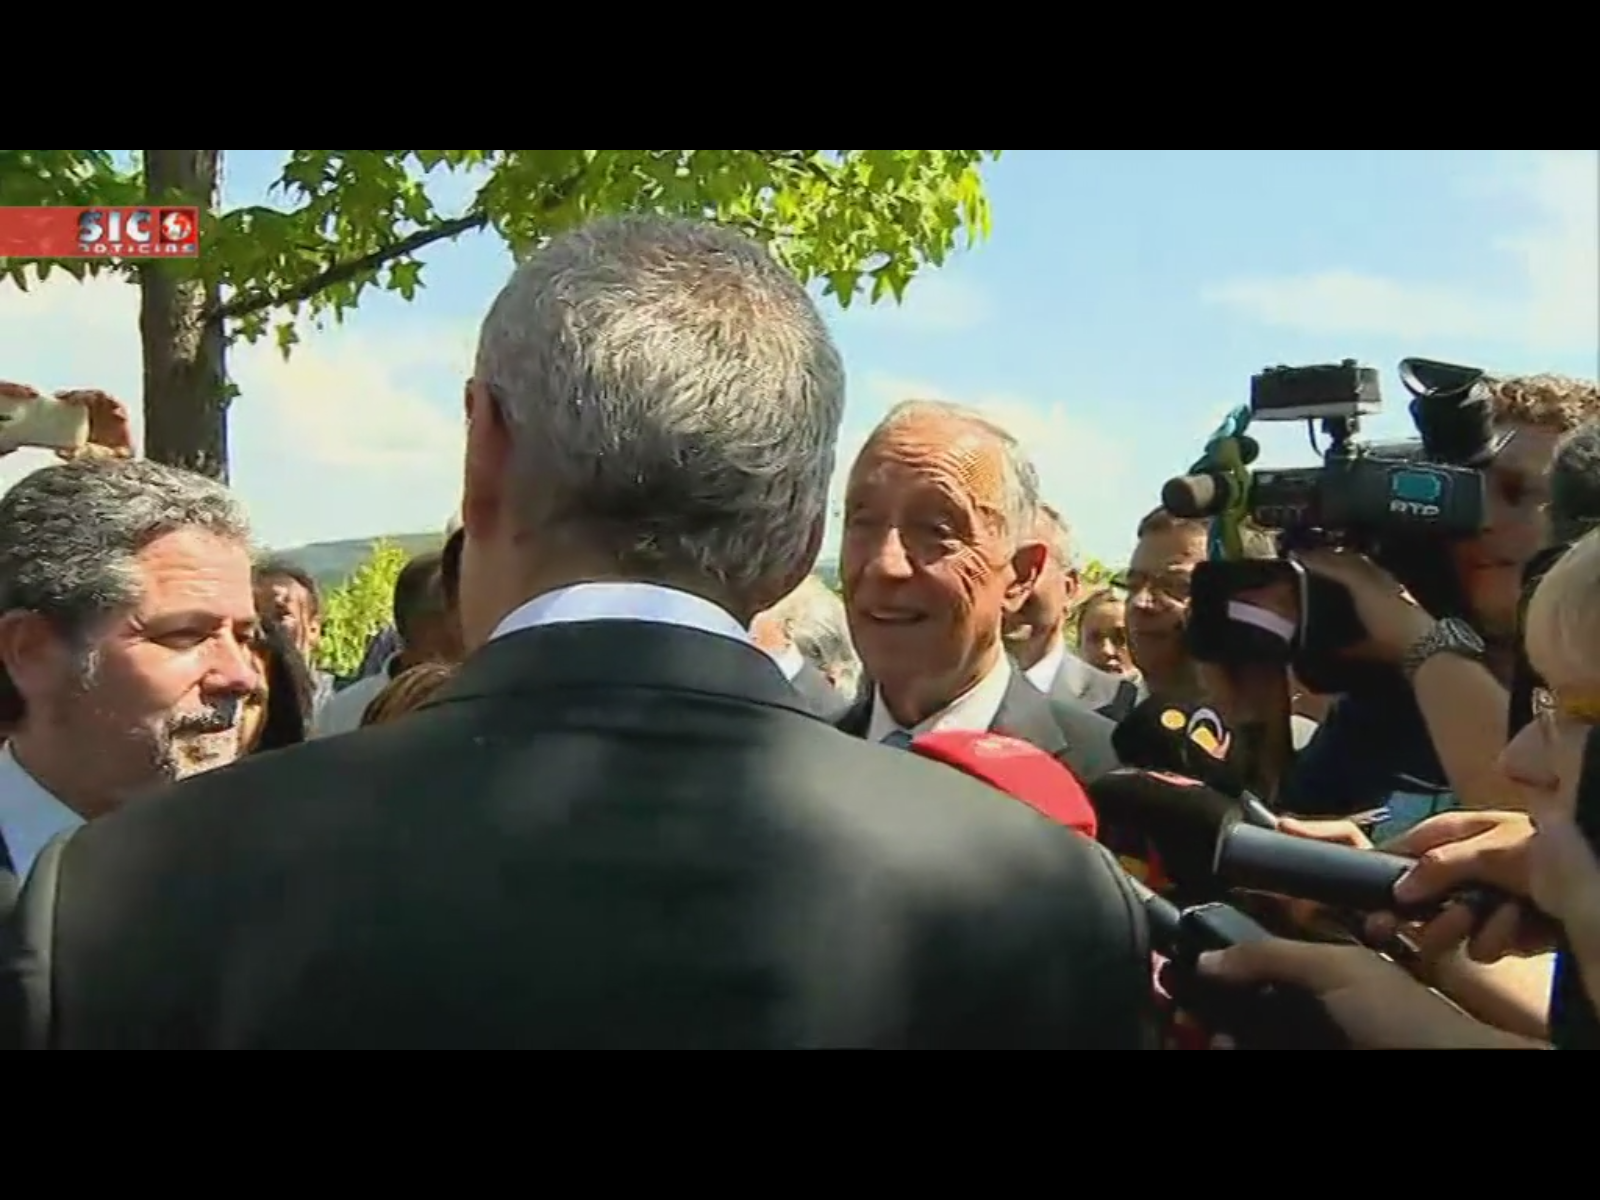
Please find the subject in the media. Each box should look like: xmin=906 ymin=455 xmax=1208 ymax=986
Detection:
xmin=0 ymin=212 xmax=1596 ymax=1049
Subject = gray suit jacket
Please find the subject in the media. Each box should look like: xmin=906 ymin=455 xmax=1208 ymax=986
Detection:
xmin=1044 ymin=652 xmax=1140 ymax=724
xmin=837 ymin=664 xmax=1122 ymax=785
xmin=789 ymin=660 xmax=852 ymax=723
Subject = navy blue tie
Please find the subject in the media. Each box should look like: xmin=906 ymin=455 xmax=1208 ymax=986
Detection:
xmin=879 ymin=729 xmax=914 ymax=750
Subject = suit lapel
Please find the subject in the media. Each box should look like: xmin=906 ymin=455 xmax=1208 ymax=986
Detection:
xmin=1049 ymin=655 xmax=1088 ymax=708
xmin=0 ymin=830 xmax=17 ymax=921
xmin=836 ymin=682 xmax=873 ymax=737
xmin=992 ymin=670 xmax=1071 ymax=758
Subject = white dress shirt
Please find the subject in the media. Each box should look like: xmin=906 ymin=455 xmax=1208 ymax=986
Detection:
xmin=312 ymin=654 xmax=400 ymax=739
xmin=0 ymin=743 xmax=84 ymax=880
xmin=867 ymin=651 xmax=1013 ymax=744
xmin=770 ymin=644 xmax=806 ymax=683
xmin=1024 ymin=633 xmax=1068 ymax=694
xmin=491 ymin=582 xmax=752 ymax=645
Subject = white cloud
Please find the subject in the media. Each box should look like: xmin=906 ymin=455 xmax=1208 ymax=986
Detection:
xmin=834 ymin=273 xmax=992 ymax=334
xmin=1201 ymin=149 xmax=1600 ymax=354
xmin=0 ymin=274 xmax=470 ymax=550
xmin=824 ymin=373 xmax=1138 ymax=564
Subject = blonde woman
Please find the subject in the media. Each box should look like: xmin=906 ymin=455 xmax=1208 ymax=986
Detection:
xmin=1074 ymin=587 xmax=1133 ymax=678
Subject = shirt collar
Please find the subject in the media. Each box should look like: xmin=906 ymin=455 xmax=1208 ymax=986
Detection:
xmin=868 ymin=651 xmax=1013 ymax=743
xmin=771 ymin=644 xmax=806 ymax=682
xmin=0 ymin=743 xmax=85 ymax=880
xmin=490 ymin=582 xmax=752 ymax=647
xmin=1023 ymin=633 xmax=1068 ymax=693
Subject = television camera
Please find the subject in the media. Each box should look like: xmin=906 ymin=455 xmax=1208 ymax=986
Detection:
xmin=1164 ymin=359 xmax=1504 ymax=693
xmin=1163 ymin=358 xmax=1498 ymax=545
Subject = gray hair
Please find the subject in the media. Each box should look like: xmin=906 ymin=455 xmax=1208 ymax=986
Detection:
xmin=0 ymin=458 xmax=249 ymax=720
xmin=474 ymin=214 xmax=846 ymax=605
xmin=773 ymin=576 xmax=859 ymax=692
xmin=1549 ymin=419 xmax=1600 ymax=545
xmin=873 ymin=400 xmax=1041 ymax=548
xmin=1038 ymin=504 xmax=1075 ymax=569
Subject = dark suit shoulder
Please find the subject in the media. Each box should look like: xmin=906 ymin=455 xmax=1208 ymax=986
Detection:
xmin=45 ymin=688 xmax=1150 ymax=1049
xmin=785 ymin=737 xmax=1153 ymax=1048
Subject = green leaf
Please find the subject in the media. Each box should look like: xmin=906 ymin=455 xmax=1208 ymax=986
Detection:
xmin=274 ymin=321 xmax=299 ymax=360
xmin=0 ymin=149 xmax=1003 ymax=477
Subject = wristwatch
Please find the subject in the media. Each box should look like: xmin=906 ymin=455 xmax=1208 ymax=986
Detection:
xmin=1401 ymin=617 xmax=1487 ymax=682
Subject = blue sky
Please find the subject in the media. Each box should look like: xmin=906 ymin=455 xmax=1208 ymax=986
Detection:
xmin=2 ymin=149 xmax=1595 ymax=566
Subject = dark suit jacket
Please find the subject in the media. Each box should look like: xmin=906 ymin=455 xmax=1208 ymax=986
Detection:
xmin=789 ymin=660 xmax=852 ymax=723
xmin=837 ymin=664 xmax=1122 ymax=785
xmin=0 ymin=832 xmax=15 ymax=927
xmin=1 ymin=621 xmax=1151 ymax=1050
xmin=1047 ymin=652 xmax=1140 ymax=724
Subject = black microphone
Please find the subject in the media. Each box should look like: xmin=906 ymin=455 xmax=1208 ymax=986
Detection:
xmin=1215 ymin=822 xmax=1463 ymax=918
xmin=1088 ymin=768 xmax=1251 ymax=897
xmin=1124 ymin=875 xmax=1349 ymax=1049
xmin=1162 ymin=471 xmax=1232 ymax=520
xmin=1090 ymin=769 xmax=1508 ymax=920
xmin=1111 ymin=695 xmax=1278 ymax=828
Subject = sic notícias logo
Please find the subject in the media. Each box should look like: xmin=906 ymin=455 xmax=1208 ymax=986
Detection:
xmin=76 ymin=207 xmax=199 ymax=257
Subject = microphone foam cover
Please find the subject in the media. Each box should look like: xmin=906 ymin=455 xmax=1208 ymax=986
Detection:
xmin=909 ymin=730 xmax=1098 ymax=837
xmin=1111 ymin=696 xmax=1246 ymax=799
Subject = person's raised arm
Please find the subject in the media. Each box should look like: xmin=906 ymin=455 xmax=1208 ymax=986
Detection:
xmin=1296 ymin=550 xmax=1509 ymax=810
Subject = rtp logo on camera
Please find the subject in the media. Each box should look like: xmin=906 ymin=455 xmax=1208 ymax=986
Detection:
xmin=76 ymin=207 xmax=200 ymax=257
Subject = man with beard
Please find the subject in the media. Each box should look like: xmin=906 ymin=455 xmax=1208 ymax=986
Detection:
xmin=0 ymin=458 xmax=259 ymax=885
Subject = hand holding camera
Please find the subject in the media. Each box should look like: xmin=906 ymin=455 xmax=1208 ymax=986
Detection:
xmin=1291 ymin=547 xmax=1436 ymax=666
xmin=0 ymin=381 xmax=134 ymax=460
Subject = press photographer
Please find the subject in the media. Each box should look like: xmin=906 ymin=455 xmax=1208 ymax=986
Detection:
xmin=1170 ymin=366 xmax=1598 ymax=831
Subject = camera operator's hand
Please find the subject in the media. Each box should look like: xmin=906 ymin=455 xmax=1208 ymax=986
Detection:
xmin=1197 ymin=939 xmax=1525 ymax=1049
xmin=1293 ymin=548 xmax=1435 ymax=664
xmin=1371 ymin=811 xmax=1554 ymax=962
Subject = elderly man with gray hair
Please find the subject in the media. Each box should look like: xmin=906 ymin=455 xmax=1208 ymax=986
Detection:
xmin=9 ymin=215 xmax=1152 ymax=1052
xmin=0 ymin=458 xmax=260 ymax=885
xmin=834 ymin=399 xmax=1123 ymax=784
xmin=751 ymin=576 xmax=859 ymax=718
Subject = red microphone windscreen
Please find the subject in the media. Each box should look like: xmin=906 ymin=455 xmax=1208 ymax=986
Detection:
xmin=908 ymin=730 xmax=1098 ymax=838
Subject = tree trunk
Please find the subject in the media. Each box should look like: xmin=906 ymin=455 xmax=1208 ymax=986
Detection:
xmin=139 ymin=149 xmax=229 ymax=480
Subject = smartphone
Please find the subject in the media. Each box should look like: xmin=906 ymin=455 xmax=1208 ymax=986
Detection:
xmin=0 ymin=393 xmax=89 ymax=453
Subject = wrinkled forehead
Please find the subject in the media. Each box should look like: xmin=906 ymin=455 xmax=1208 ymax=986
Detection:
xmin=851 ymin=417 xmax=1008 ymax=508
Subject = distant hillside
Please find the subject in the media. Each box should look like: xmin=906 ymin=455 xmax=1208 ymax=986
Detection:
xmin=272 ymin=532 xmax=443 ymax=590
xmin=273 ymin=533 xmax=839 ymax=593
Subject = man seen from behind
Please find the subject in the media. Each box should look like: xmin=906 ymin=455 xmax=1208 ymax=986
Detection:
xmin=5 ymin=216 xmax=1152 ymax=1050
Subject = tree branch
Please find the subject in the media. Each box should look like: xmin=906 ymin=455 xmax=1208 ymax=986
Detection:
xmin=207 ymin=210 xmax=488 ymax=323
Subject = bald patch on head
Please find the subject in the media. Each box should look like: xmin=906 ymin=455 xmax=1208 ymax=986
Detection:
xmin=860 ymin=410 xmax=1008 ymax=526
